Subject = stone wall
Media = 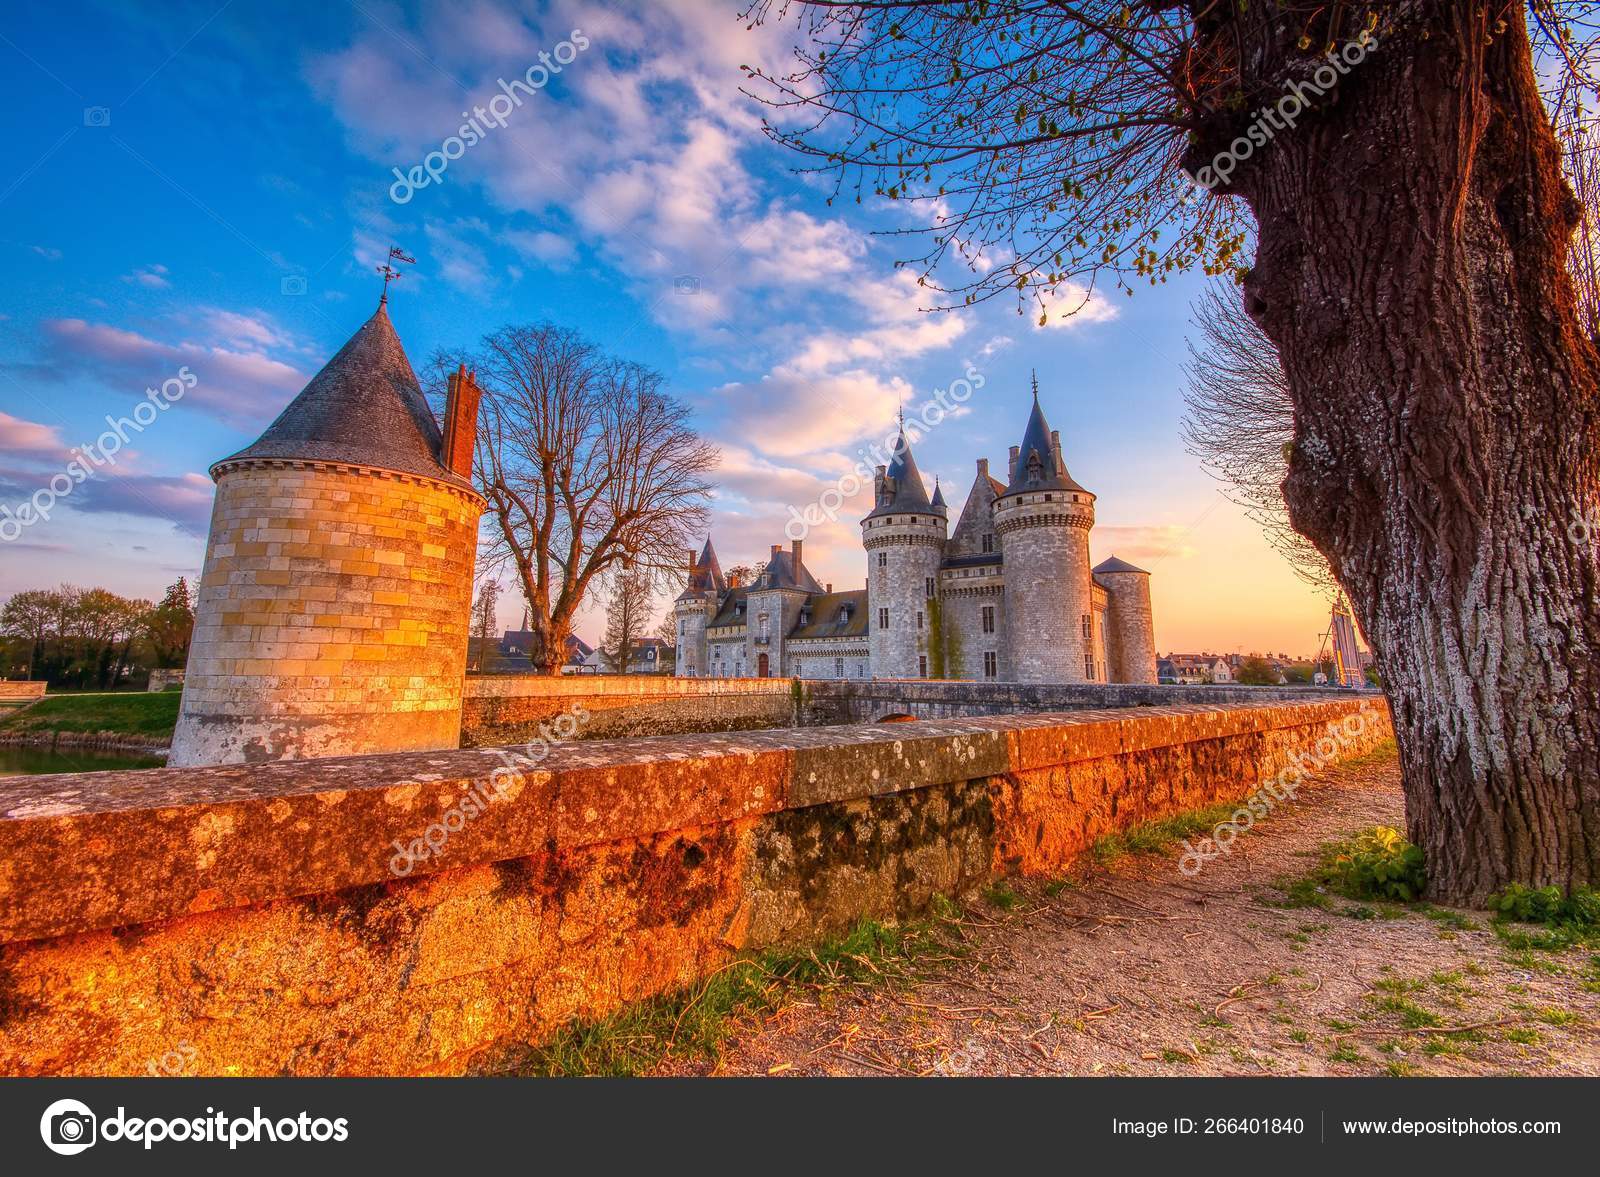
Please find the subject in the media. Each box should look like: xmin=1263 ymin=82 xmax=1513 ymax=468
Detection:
xmin=461 ymin=674 xmax=799 ymax=744
xmin=0 ymin=698 xmax=1390 ymax=1076
xmin=804 ymin=678 xmax=1378 ymax=723
xmin=0 ymin=682 xmax=46 ymax=701
xmin=171 ymin=460 xmax=482 ymax=767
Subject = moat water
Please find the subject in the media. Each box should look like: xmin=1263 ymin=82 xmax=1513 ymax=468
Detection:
xmin=0 ymin=746 xmax=166 ymax=777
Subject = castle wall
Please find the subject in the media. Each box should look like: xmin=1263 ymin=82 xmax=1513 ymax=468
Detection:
xmin=169 ymin=460 xmax=482 ymax=766
xmin=938 ymin=574 xmax=1005 ymax=680
xmin=674 ymin=597 xmax=712 ymax=677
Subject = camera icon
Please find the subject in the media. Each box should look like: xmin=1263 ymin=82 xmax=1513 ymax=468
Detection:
xmin=280 ymin=274 xmax=308 ymax=296
xmin=40 ymin=1098 xmax=97 ymax=1155
xmin=673 ymin=275 xmax=700 ymax=296
xmin=83 ymin=106 xmax=111 ymax=127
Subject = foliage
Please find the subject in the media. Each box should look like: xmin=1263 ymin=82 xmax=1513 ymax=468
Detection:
xmin=1484 ymin=889 xmax=1600 ymax=933
xmin=1279 ymin=827 xmax=1428 ymax=908
xmin=0 ymin=582 xmax=192 ymax=688
xmin=1235 ymin=654 xmax=1278 ymax=685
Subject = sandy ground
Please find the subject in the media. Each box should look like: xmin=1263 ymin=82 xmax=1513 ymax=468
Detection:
xmin=660 ymin=751 xmax=1600 ymax=1077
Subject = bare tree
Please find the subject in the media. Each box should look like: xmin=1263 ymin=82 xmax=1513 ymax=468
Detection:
xmin=435 ymin=324 xmax=717 ymax=675
xmin=603 ymin=567 xmax=655 ymax=673
xmin=748 ymin=3 xmax=1600 ymax=902
xmin=1182 ymin=281 xmax=1337 ymax=593
xmin=469 ymin=579 xmax=501 ymax=673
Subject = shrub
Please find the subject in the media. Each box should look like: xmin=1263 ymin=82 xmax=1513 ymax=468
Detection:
xmin=1326 ymin=827 xmax=1428 ymax=903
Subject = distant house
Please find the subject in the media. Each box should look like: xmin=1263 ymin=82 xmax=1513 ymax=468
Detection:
xmin=493 ymin=630 xmax=596 ymax=674
xmin=1163 ymin=654 xmax=1232 ymax=685
xmin=623 ymin=638 xmax=675 ymax=675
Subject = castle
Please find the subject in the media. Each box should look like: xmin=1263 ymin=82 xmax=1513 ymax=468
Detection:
xmin=674 ymin=382 xmax=1157 ymax=684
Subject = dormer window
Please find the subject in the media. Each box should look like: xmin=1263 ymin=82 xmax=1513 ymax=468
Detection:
xmin=1026 ymin=452 xmax=1043 ymax=483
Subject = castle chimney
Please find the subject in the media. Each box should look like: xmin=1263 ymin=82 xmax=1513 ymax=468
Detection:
xmin=976 ymin=457 xmax=989 ymax=477
xmin=1050 ymin=429 xmax=1062 ymax=467
xmin=441 ymin=365 xmax=482 ymax=480
xmin=826 ymin=582 xmax=833 ymax=593
xmin=791 ymin=538 xmax=803 ymax=572
xmin=1008 ymin=445 xmax=1020 ymax=481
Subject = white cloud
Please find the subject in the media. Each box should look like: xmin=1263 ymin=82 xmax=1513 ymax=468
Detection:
xmin=1036 ymin=281 xmax=1120 ymax=329
xmin=121 ymin=263 xmax=170 ymax=289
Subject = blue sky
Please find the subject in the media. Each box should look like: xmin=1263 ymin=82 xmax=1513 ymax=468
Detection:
xmin=0 ymin=0 xmax=1333 ymax=655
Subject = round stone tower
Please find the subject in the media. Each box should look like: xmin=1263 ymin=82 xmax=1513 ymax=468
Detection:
xmin=994 ymin=382 xmax=1096 ymax=683
xmin=674 ymin=538 xmax=726 ymax=677
xmin=862 ymin=421 xmax=947 ymax=678
xmin=169 ymin=300 xmax=486 ymax=767
xmin=1094 ymin=556 xmax=1158 ymax=683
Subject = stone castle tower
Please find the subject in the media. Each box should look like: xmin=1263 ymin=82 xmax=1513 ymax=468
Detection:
xmin=863 ymin=418 xmax=949 ymax=678
xmin=673 ymin=538 xmax=726 ymax=677
xmin=169 ymin=300 xmax=486 ymax=767
xmin=674 ymin=375 xmax=1158 ymax=685
xmin=995 ymin=384 xmax=1099 ymax=681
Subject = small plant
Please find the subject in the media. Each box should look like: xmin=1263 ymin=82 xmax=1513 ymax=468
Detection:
xmin=984 ymin=881 xmax=1024 ymax=911
xmin=1274 ymin=827 xmax=1426 ymax=910
xmin=1329 ymin=1042 xmax=1363 ymax=1064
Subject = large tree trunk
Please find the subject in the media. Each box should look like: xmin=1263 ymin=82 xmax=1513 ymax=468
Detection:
xmin=1216 ymin=5 xmax=1600 ymax=902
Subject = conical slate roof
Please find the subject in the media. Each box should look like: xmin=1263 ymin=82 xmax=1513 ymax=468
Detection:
xmin=867 ymin=423 xmax=937 ymax=517
xmin=1003 ymin=380 xmax=1088 ymax=497
xmin=214 ymin=301 xmax=473 ymax=492
xmin=678 ymin=537 xmax=727 ymax=600
xmin=931 ymin=478 xmax=946 ymax=508
xmin=1093 ymin=555 xmax=1149 ymax=575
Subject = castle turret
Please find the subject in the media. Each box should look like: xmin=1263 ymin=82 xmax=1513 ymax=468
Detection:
xmin=1093 ymin=555 xmax=1157 ymax=683
xmin=993 ymin=379 xmax=1096 ymax=683
xmin=862 ymin=420 xmax=947 ymax=678
xmin=169 ymin=301 xmax=485 ymax=766
xmin=674 ymin=538 xmax=725 ymax=677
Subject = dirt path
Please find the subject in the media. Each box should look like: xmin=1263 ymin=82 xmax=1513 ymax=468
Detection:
xmin=663 ymin=751 xmax=1600 ymax=1077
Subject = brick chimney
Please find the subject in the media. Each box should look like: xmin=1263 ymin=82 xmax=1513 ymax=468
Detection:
xmin=440 ymin=364 xmax=481 ymax=480
xmin=1008 ymin=445 xmax=1020 ymax=481
xmin=791 ymin=538 xmax=803 ymax=572
xmin=977 ymin=457 xmax=989 ymax=478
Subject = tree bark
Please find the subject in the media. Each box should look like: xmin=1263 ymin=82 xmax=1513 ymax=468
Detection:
xmin=1214 ymin=6 xmax=1600 ymax=901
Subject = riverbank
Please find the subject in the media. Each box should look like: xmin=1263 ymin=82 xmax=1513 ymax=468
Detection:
xmin=0 ymin=691 xmax=178 ymax=753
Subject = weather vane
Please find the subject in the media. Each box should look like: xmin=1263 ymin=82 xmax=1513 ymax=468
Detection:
xmin=376 ymin=245 xmax=416 ymax=304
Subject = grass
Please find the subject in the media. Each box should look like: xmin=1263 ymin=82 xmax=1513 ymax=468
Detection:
xmin=0 ymin=690 xmax=180 ymax=740
xmin=1091 ymin=800 xmax=1244 ymax=865
xmin=481 ymin=917 xmax=941 ymax=1076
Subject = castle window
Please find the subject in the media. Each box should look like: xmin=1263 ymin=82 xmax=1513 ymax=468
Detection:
xmin=1081 ymin=614 xmax=1092 ymax=641
xmin=835 ymin=657 xmax=844 ymax=678
xmin=984 ymin=651 xmax=997 ymax=679
xmin=925 ymin=577 xmax=935 ymax=599
xmin=981 ymin=533 xmax=994 ymax=553
xmin=838 ymin=606 xmax=849 ymax=623
xmin=879 ymin=608 xmax=889 ymax=630
xmin=795 ymin=660 xmax=803 ymax=677
xmin=916 ymin=610 xmax=924 ymax=631
xmin=877 ymin=552 xmax=888 ymax=569
xmin=981 ymin=605 xmax=995 ymax=634
xmin=759 ymin=613 xmax=770 ymax=641
xmin=1044 ymin=494 xmax=1052 ymax=502
xmin=918 ymin=655 xmax=927 ymax=677
xmin=1084 ymin=652 xmax=1096 ymax=679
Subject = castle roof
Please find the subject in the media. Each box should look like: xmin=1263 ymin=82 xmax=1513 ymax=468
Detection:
xmin=756 ymin=545 xmax=824 ymax=593
xmin=788 ymin=589 xmax=869 ymax=640
xmin=214 ymin=301 xmax=474 ymax=493
xmin=1093 ymin=555 xmax=1149 ymax=575
xmin=678 ymin=537 xmax=727 ymax=600
xmin=709 ymin=586 xmax=750 ymax=629
xmin=865 ymin=421 xmax=938 ymax=518
xmin=1002 ymin=379 xmax=1089 ymax=498
xmin=931 ymin=478 xmax=946 ymax=508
